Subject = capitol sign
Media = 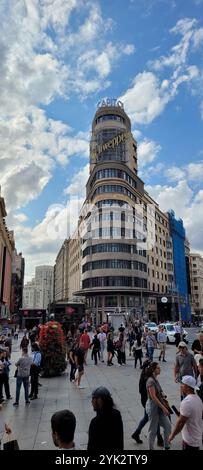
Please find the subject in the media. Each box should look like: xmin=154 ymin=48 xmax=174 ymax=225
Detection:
xmin=97 ymin=98 xmax=124 ymax=109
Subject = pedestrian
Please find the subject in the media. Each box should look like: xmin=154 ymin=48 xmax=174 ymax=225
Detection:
xmin=0 ymin=350 xmax=12 ymax=401
xmin=87 ymin=387 xmax=124 ymax=452
xmin=29 ymin=343 xmax=42 ymax=400
xmin=79 ymin=329 xmax=90 ymax=364
xmin=191 ymin=332 xmax=203 ymax=356
xmin=145 ymin=331 xmax=157 ymax=361
xmin=131 ymin=359 xmax=164 ymax=447
xmin=20 ymin=334 xmax=29 ymax=350
xmin=133 ymin=333 xmax=143 ymax=369
xmin=69 ymin=341 xmax=77 ymax=382
xmin=51 ymin=410 xmax=76 ymax=450
xmin=90 ymin=333 xmax=100 ymax=365
xmin=174 ymin=322 xmax=184 ymax=347
xmin=128 ymin=327 xmax=135 ymax=356
xmin=145 ymin=362 xmax=171 ymax=450
xmin=74 ymin=344 xmax=85 ymax=389
xmin=97 ymin=328 xmax=106 ymax=362
xmin=168 ymin=376 xmax=203 ymax=450
xmin=174 ymin=342 xmax=198 ymax=400
xmin=4 ymin=333 xmax=12 ymax=358
xmin=13 ymin=348 xmax=32 ymax=406
xmin=116 ymin=331 xmax=126 ymax=366
xmin=157 ymin=326 xmax=167 ymax=362
xmin=106 ymin=331 xmax=114 ymax=366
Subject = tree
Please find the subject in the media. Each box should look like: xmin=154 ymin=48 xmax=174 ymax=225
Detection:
xmin=39 ymin=321 xmax=66 ymax=377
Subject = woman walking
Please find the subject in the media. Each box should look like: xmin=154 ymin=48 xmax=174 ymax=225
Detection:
xmin=146 ymin=362 xmax=171 ymax=450
xmin=107 ymin=332 xmax=114 ymax=366
xmin=133 ymin=333 xmax=143 ymax=369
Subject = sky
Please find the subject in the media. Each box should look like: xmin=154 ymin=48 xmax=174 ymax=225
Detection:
xmin=1 ymin=0 xmax=203 ymax=282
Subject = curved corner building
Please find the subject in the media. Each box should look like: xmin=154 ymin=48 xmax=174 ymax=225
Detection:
xmin=78 ymin=100 xmax=150 ymax=324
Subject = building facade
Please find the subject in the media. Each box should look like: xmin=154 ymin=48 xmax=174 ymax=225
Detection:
xmin=0 ymin=189 xmax=15 ymax=318
xmin=168 ymin=210 xmax=191 ymax=321
xmin=190 ymin=253 xmax=203 ymax=318
xmin=23 ymin=265 xmax=54 ymax=310
xmin=54 ymin=239 xmax=70 ymax=302
xmin=67 ymin=100 xmax=178 ymax=324
xmin=10 ymin=250 xmax=25 ymax=315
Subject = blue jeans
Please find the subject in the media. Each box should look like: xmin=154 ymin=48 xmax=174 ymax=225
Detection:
xmin=134 ymin=409 xmax=162 ymax=438
xmin=148 ymin=347 xmax=154 ymax=361
xmin=136 ymin=409 xmax=148 ymax=434
xmin=16 ymin=376 xmax=29 ymax=403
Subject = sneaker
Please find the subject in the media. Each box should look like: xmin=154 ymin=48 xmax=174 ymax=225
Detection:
xmin=6 ymin=396 xmax=12 ymax=399
xmin=157 ymin=435 xmax=164 ymax=447
xmin=25 ymin=400 xmax=30 ymax=404
xmin=131 ymin=432 xmax=143 ymax=444
xmin=13 ymin=402 xmax=19 ymax=407
xmin=78 ymin=386 xmax=85 ymax=389
xmin=163 ymin=359 xmax=167 ymax=362
xmin=30 ymin=396 xmax=38 ymax=400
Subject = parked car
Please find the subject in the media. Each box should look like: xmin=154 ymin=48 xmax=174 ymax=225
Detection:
xmin=144 ymin=322 xmax=158 ymax=333
xmin=159 ymin=323 xmax=188 ymax=344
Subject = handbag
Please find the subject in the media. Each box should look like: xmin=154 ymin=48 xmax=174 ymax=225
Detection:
xmin=160 ymin=396 xmax=174 ymax=415
xmin=3 ymin=434 xmax=20 ymax=450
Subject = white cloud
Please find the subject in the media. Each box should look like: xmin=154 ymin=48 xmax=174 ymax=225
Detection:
xmin=120 ymin=72 xmax=170 ymax=124
xmin=9 ymin=197 xmax=84 ymax=280
xmin=138 ymin=139 xmax=161 ymax=168
xmin=0 ymin=108 xmax=89 ymax=210
xmin=165 ymin=166 xmax=186 ymax=181
xmin=146 ymin=180 xmax=203 ymax=254
xmin=64 ymin=164 xmax=89 ymax=196
xmin=145 ymin=180 xmax=193 ymax=217
xmin=121 ymin=44 xmax=136 ymax=55
xmin=120 ymin=17 xmax=202 ymax=124
xmin=165 ymin=161 xmax=203 ymax=183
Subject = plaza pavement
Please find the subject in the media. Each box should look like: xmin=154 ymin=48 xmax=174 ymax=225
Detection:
xmin=1 ymin=332 xmax=202 ymax=451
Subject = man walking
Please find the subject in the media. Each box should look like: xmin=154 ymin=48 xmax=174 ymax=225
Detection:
xmin=97 ymin=328 xmax=106 ymax=362
xmin=169 ymin=376 xmax=203 ymax=450
xmin=157 ymin=326 xmax=167 ymax=362
xmin=13 ymin=348 xmax=32 ymax=406
xmin=174 ymin=342 xmax=198 ymax=400
xmin=29 ymin=343 xmax=42 ymax=400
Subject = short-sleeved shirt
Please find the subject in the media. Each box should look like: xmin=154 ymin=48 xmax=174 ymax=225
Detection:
xmin=15 ymin=356 xmax=32 ymax=377
xmin=146 ymin=376 xmax=163 ymax=401
xmin=180 ymin=394 xmax=203 ymax=447
xmin=175 ymin=352 xmax=196 ymax=378
xmin=157 ymin=332 xmax=167 ymax=343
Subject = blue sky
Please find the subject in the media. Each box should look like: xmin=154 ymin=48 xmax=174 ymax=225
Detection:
xmin=0 ymin=0 xmax=203 ymax=280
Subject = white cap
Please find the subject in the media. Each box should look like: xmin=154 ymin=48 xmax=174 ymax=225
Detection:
xmin=181 ymin=375 xmax=199 ymax=390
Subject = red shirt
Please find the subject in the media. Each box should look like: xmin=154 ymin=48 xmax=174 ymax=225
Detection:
xmin=80 ymin=333 xmax=90 ymax=350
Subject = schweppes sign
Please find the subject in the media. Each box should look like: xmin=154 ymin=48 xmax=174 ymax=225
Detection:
xmin=91 ymin=131 xmax=130 ymax=160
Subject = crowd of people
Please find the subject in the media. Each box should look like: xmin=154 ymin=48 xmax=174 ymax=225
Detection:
xmin=0 ymin=321 xmax=203 ymax=451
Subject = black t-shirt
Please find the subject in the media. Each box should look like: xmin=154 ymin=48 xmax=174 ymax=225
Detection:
xmin=87 ymin=408 xmax=124 ymax=452
xmin=75 ymin=347 xmax=85 ymax=366
xmin=192 ymin=339 xmax=203 ymax=354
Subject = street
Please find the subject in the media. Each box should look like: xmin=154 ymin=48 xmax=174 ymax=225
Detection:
xmin=1 ymin=327 xmax=202 ymax=450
